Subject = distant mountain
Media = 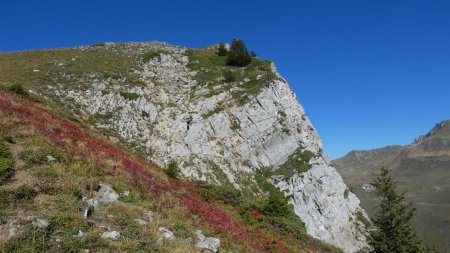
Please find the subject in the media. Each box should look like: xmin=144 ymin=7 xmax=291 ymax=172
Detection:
xmin=333 ymin=120 xmax=450 ymax=252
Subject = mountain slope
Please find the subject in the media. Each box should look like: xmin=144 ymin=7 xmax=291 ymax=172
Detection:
xmin=333 ymin=120 xmax=450 ymax=252
xmin=0 ymin=91 xmax=344 ymax=252
xmin=0 ymin=42 xmax=369 ymax=252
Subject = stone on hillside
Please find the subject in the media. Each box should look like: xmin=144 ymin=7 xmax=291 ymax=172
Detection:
xmin=95 ymin=184 xmax=119 ymax=203
xmin=46 ymin=155 xmax=56 ymax=162
xmin=158 ymin=227 xmax=175 ymax=240
xmin=32 ymin=218 xmax=49 ymax=228
xmin=74 ymin=230 xmax=85 ymax=238
xmin=8 ymin=227 xmax=17 ymax=238
xmin=134 ymin=218 xmax=148 ymax=225
xmin=101 ymin=230 xmax=120 ymax=240
xmin=195 ymin=230 xmax=220 ymax=253
xmin=156 ymin=237 xmax=164 ymax=246
xmin=144 ymin=211 xmax=154 ymax=221
xmin=84 ymin=198 xmax=99 ymax=214
xmin=361 ymin=183 xmax=375 ymax=192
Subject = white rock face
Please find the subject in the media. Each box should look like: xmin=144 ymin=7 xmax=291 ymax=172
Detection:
xmin=272 ymin=164 xmax=369 ymax=252
xmin=46 ymin=42 xmax=369 ymax=252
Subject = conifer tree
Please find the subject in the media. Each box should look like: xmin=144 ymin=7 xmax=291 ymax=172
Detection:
xmin=217 ymin=43 xmax=228 ymax=56
xmin=369 ymin=166 xmax=428 ymax=253
xmin=226 ymin=38 xmax=251 ymax=67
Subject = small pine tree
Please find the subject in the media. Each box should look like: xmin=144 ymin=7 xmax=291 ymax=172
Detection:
xmin=250 ymin=50 xmax=257 ymax=57
xmin=166 ymin=160 xmax=180 ymax=179
xmin=226 ymin=38 xmax=251 ymax=67
xmin=262 ymin=190 xmax=291 ymax=217
xmin=369 ymin=166 xmax=427 ymax=253
xmin=217 ymin=43 xmax=228 ymax=56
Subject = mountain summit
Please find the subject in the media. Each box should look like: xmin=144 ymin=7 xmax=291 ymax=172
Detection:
xmin=0 ymin=42 xmax=369 ymax=252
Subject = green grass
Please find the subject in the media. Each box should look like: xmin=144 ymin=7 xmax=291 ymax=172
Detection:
xmin=0 ymin=46 xmax=143 ymax=95
xmin=91 ymin=42 xmax=106 ymax=47
xmin=120 ymin=91 xmax=140 ymax=100
xmin=141 ymin=49 xmax=164 ymax=62
xmin=274 ymin=147 xmax=316 ymax=179
xmin=223 ymin=70 xmax=236 ymax=83
xmin=202 ymin=103 xmax=224 ymax=118
xmin=0 ymin=112 xmax=203 ymax=253
xmin=356 ymin=210 xmax=371 ymax=229
xmin=230 ymin=120 xmax=241 ymax=130
xmin=0 ymin=141 xmax=13 ymax=184
xmin=197 ymin=181 xmax=307 ymax=238
xmin=3 ymin=84 xmax=30 ymax=98
xmin=185 ymin=47 xmax=278 ymax=105
xmin=166 ymin=160 xmax=180 ymax=179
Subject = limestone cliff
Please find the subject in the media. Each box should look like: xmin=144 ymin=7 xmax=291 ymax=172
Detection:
xmin=33 ymin=42 xmax=368 ymax=252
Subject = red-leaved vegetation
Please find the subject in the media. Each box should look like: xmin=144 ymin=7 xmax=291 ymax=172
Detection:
xmin=0 ymin=91 xmax=290 ymax=252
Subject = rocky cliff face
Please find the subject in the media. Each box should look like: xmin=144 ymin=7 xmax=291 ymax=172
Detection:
xmin=35 ymin=42 xmax=368 ymax=252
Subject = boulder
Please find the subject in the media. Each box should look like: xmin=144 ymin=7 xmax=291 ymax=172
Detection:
xmin=158 ymin=227 xmax=175 ymax=240
xmin=32 ymin=218 xmax=49 ymax=228
xmin=144 ymin=211 xmax=154 ymax=221
xmin=134 ymin=219 xmax=148 ymax=225
xmin=95 ymin=184 xmax=119 ymax=203
xmin=195 ymin=230 xmax=220 ymax=253
xmin=101 ymin=230 xmax=120 ymax=240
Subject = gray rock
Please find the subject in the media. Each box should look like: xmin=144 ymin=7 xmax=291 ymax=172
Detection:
xmin=95 ymin=184 xmax=119 ymax=203
xmin=46 ymin=155 xmax=56 ymax=162
xmin=74 ymin=230 xmax=85 ymax=238
xmin=8 ymin=227 xmax=17 ymax=238
xmin=158 ymin=227 xmax=175 ymax=240
xmin=361 ymin=183 xmax=375 ymax=192
xmin=144 ymin=211 xmax=154 ymax=221
xmin=134 ymin=218 xmax=148 ymax=225
xmin=84 ymin=198 xmax=99 ymax=215
xmin=101 ymin=230 xmax=120 ymax=240
xmin=32 ymin=218 xmax=49 ymax=228
xmin=195 ymin=230 xmax=220 ymax=253
xmin=272 ymin=165 xmax=369 ymax=252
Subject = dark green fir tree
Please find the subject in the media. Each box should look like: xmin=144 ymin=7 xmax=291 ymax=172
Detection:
xmin=226 ymin=38 xmax=251 ymax=67
xmin=217 ymin=43 xmax=228 ymax=56
xmin=369 ymin=166 xmax=432 ymax=253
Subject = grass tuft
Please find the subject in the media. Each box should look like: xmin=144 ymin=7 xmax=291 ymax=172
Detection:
xmin=0 ymin=141 xmax=14 ymax=184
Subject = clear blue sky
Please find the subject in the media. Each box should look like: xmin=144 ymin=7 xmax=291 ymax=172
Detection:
xmin=1 ymin=0 xmax=449 ymax=159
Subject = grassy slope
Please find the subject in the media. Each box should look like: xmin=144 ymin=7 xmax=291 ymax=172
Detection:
xmin=0 ymin=92 xmax=340 ymax=252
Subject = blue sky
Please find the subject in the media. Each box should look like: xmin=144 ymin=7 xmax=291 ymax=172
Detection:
xmin=1 ymin=0 xmax=449 ymax=158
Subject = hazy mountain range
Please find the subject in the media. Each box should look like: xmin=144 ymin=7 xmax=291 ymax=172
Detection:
xmin=333 ymin=120 xmax=450 ymax=251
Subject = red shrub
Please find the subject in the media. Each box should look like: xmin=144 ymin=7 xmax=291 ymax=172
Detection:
xmin=0 ymin=92 xmax=291 ymax=252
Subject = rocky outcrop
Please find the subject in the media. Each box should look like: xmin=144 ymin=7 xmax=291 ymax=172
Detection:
xmin=272 ymin=164 xmax=369 ymax=252
xmin=42 ymin=42 xmax=369 ymax=252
